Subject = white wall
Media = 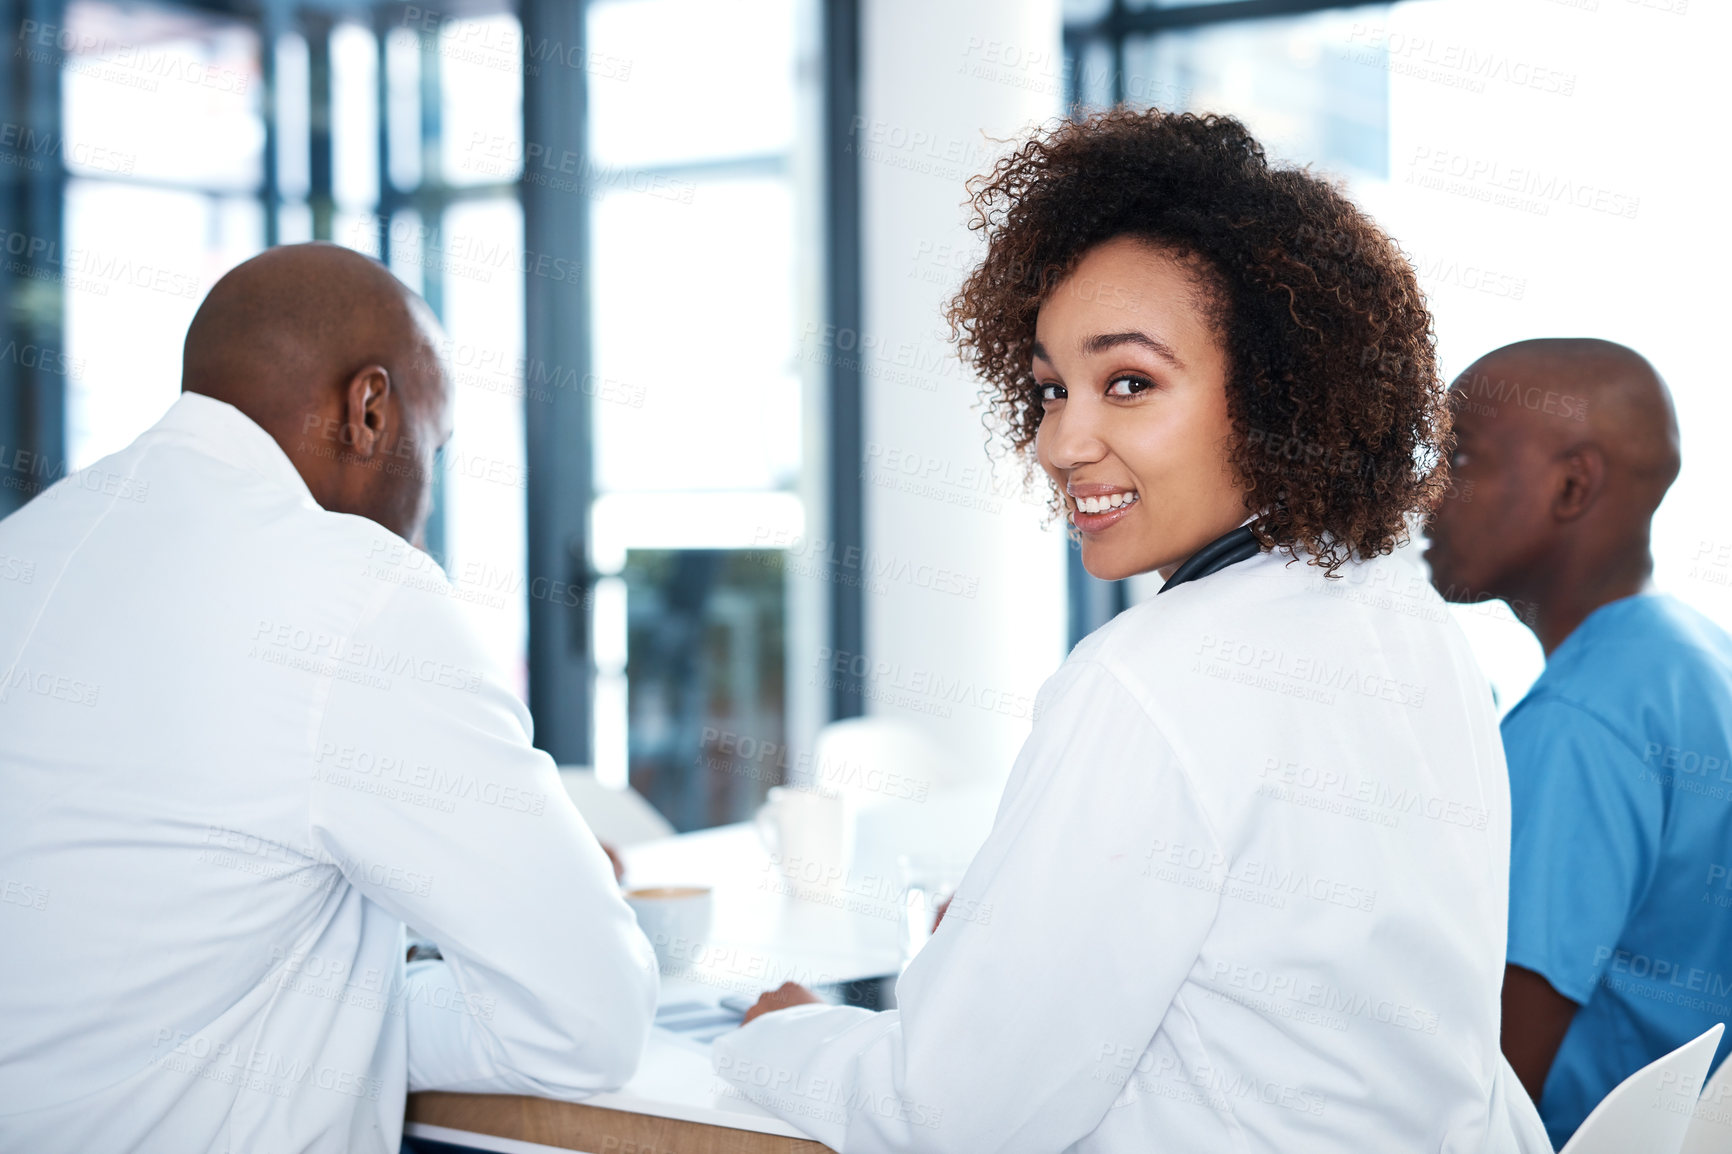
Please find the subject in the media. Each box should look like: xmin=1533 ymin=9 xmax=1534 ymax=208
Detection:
xmin=853 ymin=0 xmax=1068 ymax=789
xmin=1363 ymin=0 xmax=1732 ymax=708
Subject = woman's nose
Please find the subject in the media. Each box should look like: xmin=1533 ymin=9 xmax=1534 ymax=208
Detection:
xmin=1039 ymin=398 xmax=1108 ymax=470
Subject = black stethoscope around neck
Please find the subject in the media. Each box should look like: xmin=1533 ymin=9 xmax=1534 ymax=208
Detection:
xmin=1157 ymin=524 xmax=1264 ymax=594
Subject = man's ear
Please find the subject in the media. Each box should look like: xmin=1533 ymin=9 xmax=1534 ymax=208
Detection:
xmin=341 ymin=364 xmax=392 ymax=458
xmin=1553 ymin=443 xmax=1605 ymax=523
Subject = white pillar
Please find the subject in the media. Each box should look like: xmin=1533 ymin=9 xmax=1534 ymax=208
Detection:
xmin=854 ymin=0 xmax=1068 ymax=788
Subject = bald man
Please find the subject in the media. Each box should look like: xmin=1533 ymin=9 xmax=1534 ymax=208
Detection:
xmin=1427 ymin=338 xmax=1732 ymax=1148
xmin=0 ymin=244 xmax=657 ymax=1154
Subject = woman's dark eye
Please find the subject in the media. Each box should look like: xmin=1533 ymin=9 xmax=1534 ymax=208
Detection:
xmin=1106 ymin=375 xmax=1154 ymax=398
xmin=1038 ymin=383 xmax=1066 ymax=403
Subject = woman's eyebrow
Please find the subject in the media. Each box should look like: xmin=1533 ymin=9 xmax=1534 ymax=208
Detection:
xmin=1081 ymin=330 xmax=1185 ymax=369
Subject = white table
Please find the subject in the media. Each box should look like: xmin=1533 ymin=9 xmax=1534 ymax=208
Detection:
xmin=622 ymin=821 xmax=908 ymax=992
xmin=405 ymin=822 xmax=912 ymax=1153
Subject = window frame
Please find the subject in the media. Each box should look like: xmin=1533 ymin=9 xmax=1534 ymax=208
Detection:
xmin=523 ymin=0 xmax=864 ymax=768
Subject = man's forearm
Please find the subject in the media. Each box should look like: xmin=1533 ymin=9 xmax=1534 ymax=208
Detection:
xmin=1501 ymin=963 xmax=1581 ymax=1101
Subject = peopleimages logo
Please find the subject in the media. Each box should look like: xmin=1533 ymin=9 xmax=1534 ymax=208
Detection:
xmin=248 ymin=619 xmax=484 ymax=694
xmin=811 ymin=647 xmax=1034 ymax=721
xmin=0 ymin=664 xmax=100 ymax=707
xmin=1592 ymin=946 xmax=1732 ymax=999
xmin=1257 ymin=757 xmax=1489 ymax=832
xmin=1192 ymin=635 xmax=1428 ymax=710
xmin=313 ymin=741 xmax=549 ymax=816
xmin=16 ymin=20 xmax=251 ymax=94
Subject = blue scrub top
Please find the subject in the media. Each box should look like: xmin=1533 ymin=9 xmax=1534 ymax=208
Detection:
xmin=1504 ymin=593 xmax=1732 ymax=1149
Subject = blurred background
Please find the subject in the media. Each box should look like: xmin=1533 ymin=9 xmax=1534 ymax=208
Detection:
xmin=0 ymin=0 xmax=1724 ymax=836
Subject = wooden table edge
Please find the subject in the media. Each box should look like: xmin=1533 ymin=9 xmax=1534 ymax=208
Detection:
xmin=407 ymin=1091 xmax=834 ymax=1154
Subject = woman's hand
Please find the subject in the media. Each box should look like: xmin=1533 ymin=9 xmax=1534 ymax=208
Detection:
xmin=932 ymin=894 xmax=952 ymax=932
xmin=600 ymin=841 xmax=624 ymax=883
xmin=741 ymin=981 xmax=823 ymax=1025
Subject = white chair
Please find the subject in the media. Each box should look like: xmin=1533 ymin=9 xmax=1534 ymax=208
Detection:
xmin=1561 ymin=1023 xmax=1725 ymax=1154
xmin=556 ymin=766 xmax=674 ymax=848
xmin=806 ymin=718 xmax=998 ymax=881
xmin=807 ymin=716 xmax=955 ymax=799
xmin=1681 ymin=1042 xmax=1732 ymax=1154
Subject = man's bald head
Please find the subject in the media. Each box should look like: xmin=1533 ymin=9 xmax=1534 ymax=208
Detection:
xmin=1425 ymin=338 xmax=1680 ymax=647
xmin=1459 ymin=338 xmax=1677 ymax=491
xmin=183 ymin=243 xmax=452 ymax=544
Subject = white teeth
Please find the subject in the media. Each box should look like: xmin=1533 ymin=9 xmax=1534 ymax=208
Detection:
xmin=1073 ymin=492 xmax=1138 ymax=514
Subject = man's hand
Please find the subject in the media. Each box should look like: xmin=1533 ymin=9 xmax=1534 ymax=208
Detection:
xmin=601 ymin=842 xmax=624 ymax=883
xmin=741 ymin=981 xmax=823 ymax=1026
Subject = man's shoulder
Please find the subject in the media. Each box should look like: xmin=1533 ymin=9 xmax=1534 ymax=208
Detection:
xmin=316 ymin=512 xmax=450 ymax=588
xmin=1536 ymin=595 xmax=1732 ymax=710
xmin=1506 ymin=597 xmax=1732 ymax=787
xmin=174 ymin=471 xmax=451 ymax=593
xmin=292 ymin=515 xmax=482 ymax=665
xmin=152 ymin=473 xmax=467 ymax=655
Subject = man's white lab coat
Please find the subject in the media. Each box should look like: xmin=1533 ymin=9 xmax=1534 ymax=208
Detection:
xmin=716 ymin=545 xmax=1552 ymax=1153
xmin=0 ymin=394 xmax=658 ymax=1153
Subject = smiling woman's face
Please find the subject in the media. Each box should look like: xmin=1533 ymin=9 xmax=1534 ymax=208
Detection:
xmin=1034 ymin=236 xmax=1250 ymax=582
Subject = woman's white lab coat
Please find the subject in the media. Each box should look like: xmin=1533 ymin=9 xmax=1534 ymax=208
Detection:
xmin=715 ymin=546 xmax=1551 ymax=1153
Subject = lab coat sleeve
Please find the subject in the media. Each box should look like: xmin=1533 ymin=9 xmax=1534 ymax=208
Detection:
xmin=306 ymin=576 xmax=659 ymax=1099
xmin=1502 ymin=695 xmax=1662 ymax=1004
xmin=713 ymin=658 xmax=1224 ymax=1153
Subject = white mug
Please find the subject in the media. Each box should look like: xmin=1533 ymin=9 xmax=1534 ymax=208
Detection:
xmin=623 ymin=885 xmax=713 ymax=972
xmin=756 ymin=786 xmax=853 ymax=895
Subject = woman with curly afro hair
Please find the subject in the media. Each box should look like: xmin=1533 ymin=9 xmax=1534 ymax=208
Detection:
xmin=718 ymin=110 xmax=1550 ymax=1154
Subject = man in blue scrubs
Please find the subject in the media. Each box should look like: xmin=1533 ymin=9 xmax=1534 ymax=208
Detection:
xmin=1426 ymin=337 xmax=1732 ymax=1148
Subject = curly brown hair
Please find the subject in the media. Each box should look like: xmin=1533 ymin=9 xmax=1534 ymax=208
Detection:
xmin=946 ymin=108 xmax=1449 ymax=574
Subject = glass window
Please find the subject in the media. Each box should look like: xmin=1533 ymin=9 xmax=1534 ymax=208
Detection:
xmin=274 ymin=33 xmax=311 ymax=200
xmin=386 ymin=208 xmax=426 ymax=296
xmin=440 ymin=197 xmax=531 ymax=700
xmin=335 ymin=208 xmax=381 ymax=258
xmin=58 ymin=1 xmax=263 ymax=192
xmin=1126 ymin=0 xmax=1242 ymax=8
xmin=330 ymin=22 xmax=379 ymax=210
xmin=584 ymin=0 xmax=811 ymax=823
xmin=622 ymin=548 xmax=787 ymax=831
xmin=277 ymin=201 xmax=313 ymax=244
xmin=1063 ymin=0 xmax=1112 ymax=20
xmin=441 ymin=15 xmax=523 ymax=188
xmin=1122 ymin=8 xmax=1390 ymax=179
xmin=384 ymin=27 xmax=422 ymax=192
xmin=64 ymin=182 xmax=263 ymax=468
xmin=56 ymin=1 xmax=268 ymax=472
xmin=590 ymin=177 xmax=799 ymax=494
xmin=586 ymin=0 xmax=796 ymax=170
xmin=1073 ymin=40 xmax=1115 ymax=109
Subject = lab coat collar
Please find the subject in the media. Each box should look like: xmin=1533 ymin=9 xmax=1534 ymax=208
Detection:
xmin=153 ymin=392 xmax=318 ymax=503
